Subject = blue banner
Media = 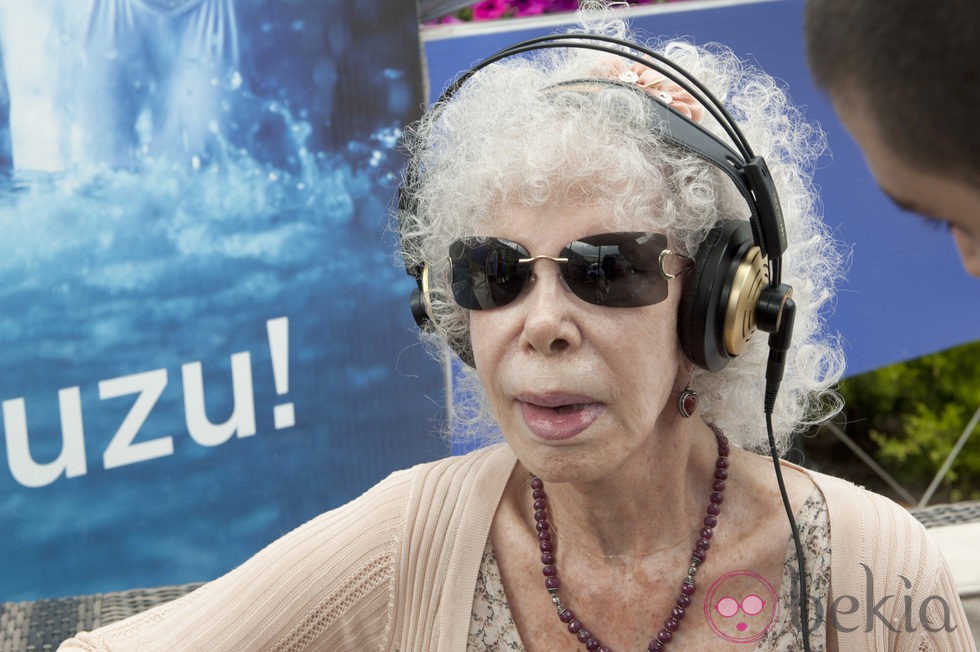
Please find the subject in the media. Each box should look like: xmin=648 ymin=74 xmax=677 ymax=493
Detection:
xmin=0 ymin=0 xmax=443 ymax=601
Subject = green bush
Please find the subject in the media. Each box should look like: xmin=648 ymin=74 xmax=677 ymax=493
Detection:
xmin=836 ymin=340 xmax=980 ymax=503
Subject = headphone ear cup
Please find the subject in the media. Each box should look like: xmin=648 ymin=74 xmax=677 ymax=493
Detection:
xmin=408 ymin=263 xmax=478 ymax=368
xmin=678 ymin=219 xmax=756 ymax=371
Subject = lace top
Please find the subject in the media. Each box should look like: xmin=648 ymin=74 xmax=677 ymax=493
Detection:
xmin=468 ymin=488 xmax=830 ymax=651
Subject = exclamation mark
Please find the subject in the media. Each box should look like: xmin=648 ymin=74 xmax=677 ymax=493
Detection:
xmin=267 ymin=317 xmax=295 ymax=429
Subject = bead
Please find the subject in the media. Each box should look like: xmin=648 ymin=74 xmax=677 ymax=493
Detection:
xmin=528 ymin=428 xmax=728 ymax=652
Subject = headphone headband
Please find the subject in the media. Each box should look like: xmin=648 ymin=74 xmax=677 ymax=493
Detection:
xmin=424 ymin=33 xmax=786 ymax=271
xmin=399 ymin=32 xmax=794 ymax=372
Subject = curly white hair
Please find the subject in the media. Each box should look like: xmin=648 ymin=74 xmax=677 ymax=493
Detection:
xmin=397 ymin=14 xmax=845 ymax=455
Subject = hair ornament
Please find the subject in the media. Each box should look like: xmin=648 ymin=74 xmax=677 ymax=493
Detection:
xmin=605 ymin=58 xmax=705 ymax=123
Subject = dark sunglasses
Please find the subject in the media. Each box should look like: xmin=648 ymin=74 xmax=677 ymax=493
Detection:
xmin=448 ymin=231 xmax=692 ymax=310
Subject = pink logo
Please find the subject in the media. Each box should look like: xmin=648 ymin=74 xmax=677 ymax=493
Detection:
xmin=704 ymin=570 xmax=779 ymax=643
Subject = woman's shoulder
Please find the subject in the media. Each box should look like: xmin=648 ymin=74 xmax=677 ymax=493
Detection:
xmin=792 ymin=464 xmax=934 ymax=558
xmin=57 ymin=445 xmax=520 ymax=651
xmin=368 ymin=442 xmax=516 ymax=508
xmin=397 ymin=441 xmax=516 ymax=484
xmin=798 ymin=465 xmax=923 ymax=532
xmin=293 ymin=443 xmax=516 ymax=545
xmin=794 ymin=467 xmax=976 ymax=649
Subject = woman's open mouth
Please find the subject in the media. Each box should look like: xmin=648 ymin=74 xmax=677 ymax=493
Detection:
xmin=518 ymin=395 xmax=604 ymax=441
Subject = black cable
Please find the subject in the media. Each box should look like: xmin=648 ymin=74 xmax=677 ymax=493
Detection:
xmin=766 ymin=411 xmax=811 ymax=651
xmin=764 ymin=299 xmax=811 ymax=651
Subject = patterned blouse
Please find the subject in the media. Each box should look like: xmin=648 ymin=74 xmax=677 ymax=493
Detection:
xmin=468 ymin=488 xmax=831 ymax=651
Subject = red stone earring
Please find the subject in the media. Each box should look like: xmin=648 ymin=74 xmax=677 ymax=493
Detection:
xmin=677 ymin=385 xmax=698 ymax=418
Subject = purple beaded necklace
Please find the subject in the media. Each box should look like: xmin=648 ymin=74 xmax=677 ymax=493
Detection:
xmin=530 ymin=429 xmax=730 ymax=652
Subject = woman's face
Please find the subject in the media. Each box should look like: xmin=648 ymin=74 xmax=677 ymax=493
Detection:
xmin=468 ymin=200 xmax=689 ymax=483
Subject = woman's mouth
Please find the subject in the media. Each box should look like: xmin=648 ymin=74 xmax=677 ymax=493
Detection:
xmin=518 ymin=395 xmax=604 ymax=441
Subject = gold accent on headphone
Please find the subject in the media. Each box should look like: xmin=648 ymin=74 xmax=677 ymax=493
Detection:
xmin=724 ymin=246 xmax=769 ymax=356
xmin=420 ymin=264 xmax=433 ymax=317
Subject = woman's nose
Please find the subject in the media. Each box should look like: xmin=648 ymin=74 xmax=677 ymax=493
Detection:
xmin=517 ymin=260 xmax=583 ymax=357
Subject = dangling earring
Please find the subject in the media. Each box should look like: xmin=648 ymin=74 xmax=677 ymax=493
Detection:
xmin=677 ymin=384 xmax=698 ymax=418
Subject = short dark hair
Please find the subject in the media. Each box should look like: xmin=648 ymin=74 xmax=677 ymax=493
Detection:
xmin=804 ymin=0 xmax=980 ymax=181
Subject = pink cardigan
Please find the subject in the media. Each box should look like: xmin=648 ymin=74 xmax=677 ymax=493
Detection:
xmin=60 ymin=444 xmax=975 ymax=651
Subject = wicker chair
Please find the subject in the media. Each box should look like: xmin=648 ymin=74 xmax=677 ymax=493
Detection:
xmin=0 ymin=583 xmax=203 ymax=651
xmin=2 ymin=503 xmax=978 ymax=650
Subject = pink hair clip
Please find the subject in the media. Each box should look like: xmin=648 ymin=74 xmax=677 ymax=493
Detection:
xmin=603 ymin=57 xmax=705 ymax=123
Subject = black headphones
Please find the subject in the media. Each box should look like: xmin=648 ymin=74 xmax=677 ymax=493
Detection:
xmin=398 ymin=33 xmax=794 ymax=373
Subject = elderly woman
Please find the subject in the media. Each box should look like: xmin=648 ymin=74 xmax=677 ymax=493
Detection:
xmin=61 ymin=18 xmax=974 ymax=652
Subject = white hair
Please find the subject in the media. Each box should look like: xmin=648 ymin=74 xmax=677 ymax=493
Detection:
xmin=397 ymin=16 xmax=845 ymax=455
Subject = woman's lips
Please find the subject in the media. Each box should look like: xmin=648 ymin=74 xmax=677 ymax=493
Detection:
xmin=518 ymin=394 xmax=604 ymax=441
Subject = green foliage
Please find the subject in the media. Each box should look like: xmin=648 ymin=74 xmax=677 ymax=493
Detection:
xmin=838 ymin=340 xmax=980 ymax=502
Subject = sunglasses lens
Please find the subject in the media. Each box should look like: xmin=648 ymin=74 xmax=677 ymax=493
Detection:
xmin=562 ymin=232 xmax=669 ymax=307
xmin=449 ymin=238 xmax=529 ymax=310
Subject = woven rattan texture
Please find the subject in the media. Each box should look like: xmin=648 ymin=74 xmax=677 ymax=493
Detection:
xmin=910 ymin=501 xmax=980 ymax=529
xmin=0 ymin=583 xmax=203 ymax=652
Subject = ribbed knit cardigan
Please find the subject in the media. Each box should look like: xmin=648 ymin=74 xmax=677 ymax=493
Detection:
xmin=60 ymin=444 xmax=975 ymax=651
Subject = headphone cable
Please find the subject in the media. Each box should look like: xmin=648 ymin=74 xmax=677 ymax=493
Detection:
xmin=763 ymin=300 xmax=811 ymax=651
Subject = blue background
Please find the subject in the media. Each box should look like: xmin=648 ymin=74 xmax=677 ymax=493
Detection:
xmin=0 ymin=0 xmax=445 ymax=601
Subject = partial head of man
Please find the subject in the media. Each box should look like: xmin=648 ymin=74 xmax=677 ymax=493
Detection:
xmin=805 ymin=0 xmax=980 ymax=276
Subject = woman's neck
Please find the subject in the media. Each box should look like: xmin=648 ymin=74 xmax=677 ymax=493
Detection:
xmin=520 ymin=419 xmax=723 ymax=560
